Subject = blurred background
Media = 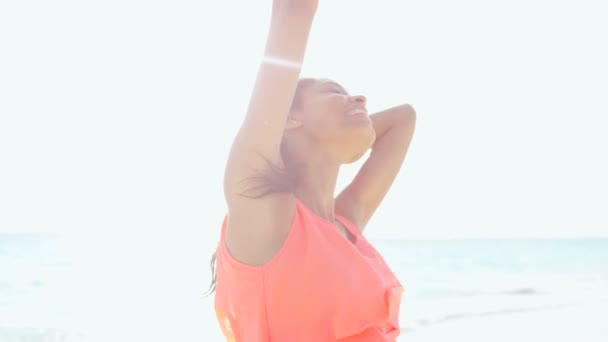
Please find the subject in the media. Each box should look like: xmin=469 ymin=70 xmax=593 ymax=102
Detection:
xmin=1 ymin=0 xmax=607 ymax=341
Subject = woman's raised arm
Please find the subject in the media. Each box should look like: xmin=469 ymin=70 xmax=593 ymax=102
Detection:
xmin=224 ymin=1 xmax=318 ymax=200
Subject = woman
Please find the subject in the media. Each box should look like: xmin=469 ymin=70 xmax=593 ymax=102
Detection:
xmin=209 ymin=1 xmax=416 ymax=340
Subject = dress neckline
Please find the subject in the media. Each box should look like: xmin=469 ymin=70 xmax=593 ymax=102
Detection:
xmin=295 ymin=198 xmax=360 ymax=246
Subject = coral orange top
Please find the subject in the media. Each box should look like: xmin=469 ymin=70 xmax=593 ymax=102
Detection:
xmin=214 ymin=198 xmax=404 ymax=341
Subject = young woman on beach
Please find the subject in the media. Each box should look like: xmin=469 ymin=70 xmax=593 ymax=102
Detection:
xmin=208 ymin=0 xmax=416 ymax=340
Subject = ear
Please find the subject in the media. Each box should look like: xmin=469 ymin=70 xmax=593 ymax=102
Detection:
xmin=285 ymin=117 xmax=303 ymax=131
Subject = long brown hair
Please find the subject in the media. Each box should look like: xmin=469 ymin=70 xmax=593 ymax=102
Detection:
xmin=205 ymin=78 xmax=315 ymax=296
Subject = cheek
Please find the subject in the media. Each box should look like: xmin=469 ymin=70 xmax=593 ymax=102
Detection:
xmin=303 ymin=103 xmax=340 ymax=128
xmin=300 ymin=97 xmax=350 ymax=136
xmin=328 ymin=95 xmax=348 ymax=111
xmin=314 ymin=94 xmax=346 ymax=114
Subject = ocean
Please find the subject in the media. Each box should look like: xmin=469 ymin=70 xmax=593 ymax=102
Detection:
xmin=1 ymin=235 xmax=607 ymax=341
xmin=0 ymin=235 xmax=84 ymax=342
xmin=372 ymin=238 xmax=608 ymax=334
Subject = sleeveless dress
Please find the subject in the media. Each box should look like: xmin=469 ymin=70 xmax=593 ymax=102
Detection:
xmin=214 ymin=198 xmax=404 ymax=341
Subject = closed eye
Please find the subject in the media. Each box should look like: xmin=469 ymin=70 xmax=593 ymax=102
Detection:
xmin=321 ymin=81 xmax=349 ymax=95
xmin=330 ymin=88 xmax=348 ymax=95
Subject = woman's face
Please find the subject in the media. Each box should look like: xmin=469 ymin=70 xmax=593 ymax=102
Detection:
xmin=289 ymin=78 xmax=376 ymax=161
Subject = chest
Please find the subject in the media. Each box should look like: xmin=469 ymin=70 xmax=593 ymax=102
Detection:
xmin=263 ymin=228 xmax=402 ymax=339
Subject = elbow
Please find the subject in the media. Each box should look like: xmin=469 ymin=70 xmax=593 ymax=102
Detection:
xmin=397 ymin=103 xmax=417 ymax=124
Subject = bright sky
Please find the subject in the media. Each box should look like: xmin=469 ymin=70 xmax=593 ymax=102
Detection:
xmin=1 ymin=0 xmax=607 ymax=241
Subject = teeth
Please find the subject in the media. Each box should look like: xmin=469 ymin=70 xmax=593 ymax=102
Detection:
xmin=349 ymin=109 xmax=367 ymax=116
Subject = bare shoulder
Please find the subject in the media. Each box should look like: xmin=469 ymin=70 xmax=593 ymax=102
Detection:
xmin=224 ymin=192 xmax=296 ymax=266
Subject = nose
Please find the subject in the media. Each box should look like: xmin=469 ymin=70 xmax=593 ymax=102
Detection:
xmin=350 ymin=95 xmax=367 ymax=105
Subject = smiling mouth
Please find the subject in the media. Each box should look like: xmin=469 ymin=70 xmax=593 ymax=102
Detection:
xmin=347 ymin=108 xmax=368 ymax=116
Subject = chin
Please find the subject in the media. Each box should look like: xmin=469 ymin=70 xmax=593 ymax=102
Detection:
xmin=343 ymin=134 xmax=375 ymax=164
xmin=344 ymin=150 xmax=367 ymax=164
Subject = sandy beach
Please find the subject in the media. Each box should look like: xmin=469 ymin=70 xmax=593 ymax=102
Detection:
xmin=400 ymin=299 xmax=608 ymax=342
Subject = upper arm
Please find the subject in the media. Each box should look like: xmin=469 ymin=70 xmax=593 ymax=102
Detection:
xmin=224 ymin=12 xmax=315 ymax=200
xmin=335 ymin=104 xmax=416 ymax=230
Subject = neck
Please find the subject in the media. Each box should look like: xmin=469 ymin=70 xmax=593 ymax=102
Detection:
xmin=292 ymin=159 xmax=340 ymax=222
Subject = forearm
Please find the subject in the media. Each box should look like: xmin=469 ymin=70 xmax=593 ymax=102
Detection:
xmin=265 ymin=6 xmax=317 ymax=63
